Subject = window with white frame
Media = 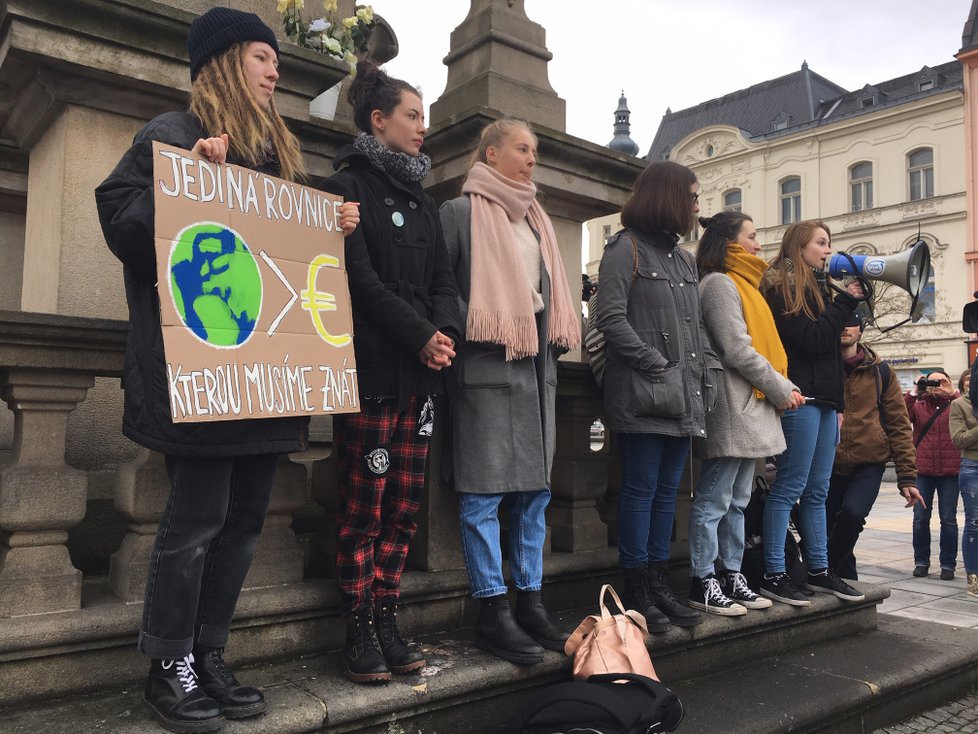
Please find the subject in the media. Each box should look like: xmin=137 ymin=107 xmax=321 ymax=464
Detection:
xmin=780 ymin=177 xmax=801 ymax=224
xmin=723 ymin=189 xmax=742 ymax=212
xmin=850 ymin=162 xmax=873 ymax=212
xmin=908 ymin=148 xmax=934 ymax=201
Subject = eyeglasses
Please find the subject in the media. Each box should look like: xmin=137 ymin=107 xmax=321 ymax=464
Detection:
xmin=691 ymin=192 xmax=700 ymax=203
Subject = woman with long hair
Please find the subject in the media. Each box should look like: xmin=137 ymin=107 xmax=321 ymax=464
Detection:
xmin=688 ymin=212 xmax=803 ymax=615
xmin=96 ymin=9 xmax=356 ymax=732
xmin=323 ymin=62 xmax=460 ymax=684
xmin=759 ymin=220 xmax=865 ymax=606
xmin=594 ymin=161 xmax=720 ymax=631
xmin=439 ymin=119 xmax=579 ymax=664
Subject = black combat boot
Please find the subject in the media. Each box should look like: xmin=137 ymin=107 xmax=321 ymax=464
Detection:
xmin=622 ymin=565 xmax=671 ymax=633
xmin=192 ymin=646 xmax=266 ymax=719
xmin=648 ymin=562 xmax=703 ymax=627
xmin=144 ymin=654 xmax=224 ymax=733
xmin=343 ymin=606 xmax=392 ymax=683
xmin=374 ymin=597 xmax=426 ymax=674
xmin=515 ymin=590 xmax=570 ymax=652
xmin=475 ymin=595 xmax=544 ymax=665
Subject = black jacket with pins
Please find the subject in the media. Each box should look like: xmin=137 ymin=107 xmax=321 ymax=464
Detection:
xmin=322 ymin=145 xmax=460 ymax=406
xmin=95 ymin=111 xmax=309 ymax=457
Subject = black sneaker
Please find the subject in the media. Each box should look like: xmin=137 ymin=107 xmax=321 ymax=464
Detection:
xmin=760 ymin=572 xmax=811 ymax=606
xmin=688 ymin=576 xmax=747 ymax=616
xmin=940 ymin=568 xmax=955 ymax=581
xmin=718 ymin=570 xmax=773 ymax=610
xmin=913 ymin=565 xmax=929 ymax=577
xmin=805 ymin=569 xmax=865 ymax=601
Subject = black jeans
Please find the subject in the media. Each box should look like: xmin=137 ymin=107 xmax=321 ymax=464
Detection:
xmin=138 ymin=453 xmax=279 ymax=660
xmin=826 ymin=463 xmax=885 ymax=580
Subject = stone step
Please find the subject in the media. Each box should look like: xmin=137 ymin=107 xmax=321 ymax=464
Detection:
xmin=0 ymin=584 xmax=891 ymax=733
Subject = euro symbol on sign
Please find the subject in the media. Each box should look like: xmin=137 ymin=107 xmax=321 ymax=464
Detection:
xmin=301 ymin=254 xmax=352 ymax=347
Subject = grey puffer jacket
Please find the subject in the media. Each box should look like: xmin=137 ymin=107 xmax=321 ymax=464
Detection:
xmin=698 ymin=271 xmax=796 ymax=459
xmin=595 ymin=228 xmax=721 ymax=437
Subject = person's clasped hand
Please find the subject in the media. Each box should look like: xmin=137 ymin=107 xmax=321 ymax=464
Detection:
xmin=419 ymin=331 xmax=456 ymax=371
xmin=191 ymin=134 xmax=229 ymax=164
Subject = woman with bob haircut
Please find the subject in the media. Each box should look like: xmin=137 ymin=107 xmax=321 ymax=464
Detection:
xmin=323 ymin=61 xmax=460 ymax=684
xmin=439 ymin=118 xmax=579 ymax=665
xmin=594 ymin=160 xmax=720 ymax=631
xmin=96 ymin=8 xmax=357 ymax=733
xmin=689 ymin=211 xmax=803 ymax=616
xmin=759 ymin=220 xmax=865 ymax=606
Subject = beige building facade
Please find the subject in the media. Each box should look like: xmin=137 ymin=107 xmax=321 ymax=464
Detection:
xmin=588 ymin=63 xmax=969 ymax=386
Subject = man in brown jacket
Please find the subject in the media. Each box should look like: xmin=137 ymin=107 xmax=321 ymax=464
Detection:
xmin=827 ymin=313 xmax=925 ymax=579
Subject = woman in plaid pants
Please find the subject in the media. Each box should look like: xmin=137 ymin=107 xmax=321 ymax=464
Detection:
xmin=323 ymin=62 xmax=460 ymax=683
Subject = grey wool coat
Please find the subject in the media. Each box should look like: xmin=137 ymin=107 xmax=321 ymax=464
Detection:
xmin=698 ymin=271 xmax=796 ymax=459
xmin=595 ymin=229 xmax=721 ymax=438
xmin=439 ymin=195 xmax=559 ymax=494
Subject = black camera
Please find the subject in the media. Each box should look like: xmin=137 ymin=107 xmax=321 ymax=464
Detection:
xmin=916 ymin=378 xmax=942 ymax=391
xmin=582 ymin=274 xmax=597 ymax=302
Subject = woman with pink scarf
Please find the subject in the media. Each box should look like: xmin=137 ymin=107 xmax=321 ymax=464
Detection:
xmin=439 ymin=119 xmax=581 ymax=665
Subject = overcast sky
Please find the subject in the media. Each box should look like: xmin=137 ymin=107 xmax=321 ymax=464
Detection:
xmin=376 ymin=0 xmax=972 ymax=153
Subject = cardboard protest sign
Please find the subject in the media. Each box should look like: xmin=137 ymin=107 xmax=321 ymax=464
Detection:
xmin=153 ymin=142 xmax=358 ymax=423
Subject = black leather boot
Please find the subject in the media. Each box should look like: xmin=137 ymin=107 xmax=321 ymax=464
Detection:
xmin=515 ymin=590 xmax=570 ymax=652
xmin=622 ymin=565 xmax=671 ymax=633
xmin=374 ymin=597 xmax=426 ymax=674
xmin=648 ymin=562 xmax=703 ymax=628
xmin=192 ymin=646 xmax=266 ymax=719
xmin=343 ymin=607 xmax=392 ymax=683
xmin=475 ymin=595 xmax=544 ymax=665
xmin=144 ymin=655 xmax=224 ymax=733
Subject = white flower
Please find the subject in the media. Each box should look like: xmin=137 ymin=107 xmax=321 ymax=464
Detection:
xmin=324 ymin=37 xmax=342 ymax=54
xmin=306 ymin=34 xmax=323 ymax=48
xmin=307 ymin=17 xmax=330 ymax=33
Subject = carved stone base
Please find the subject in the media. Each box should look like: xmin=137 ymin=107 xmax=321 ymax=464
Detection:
xmin=0 ymin=535 xmax=81 ymax=616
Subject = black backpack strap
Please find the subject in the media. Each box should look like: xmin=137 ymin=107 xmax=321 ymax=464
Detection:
xmin=875 ymin=362 xmax=890 ymax=433
xmin=914 ymin=401 xmax=946 ymax=448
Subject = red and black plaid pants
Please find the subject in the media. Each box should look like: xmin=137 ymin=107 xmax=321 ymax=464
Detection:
xmin=333 ymin=395 xmax=428 ymax=611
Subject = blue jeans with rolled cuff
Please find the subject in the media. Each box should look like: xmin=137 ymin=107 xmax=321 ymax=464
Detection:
xmin=459 ymin=489 xmax=550 ymax=598
xmin=689 ymin=456 xmax=755 ymax=579
xmin=616 ymin=433 xmax=690 ymax=569
xmin=139 ymin=453 xmax=278 ymax=660
xmin=763 ymin=404 xmax=837 ymax=574
xmin=960 ymin=459 xmax=978 ymax=574
xmin=913 ymin=474 xmax=960 ymax=571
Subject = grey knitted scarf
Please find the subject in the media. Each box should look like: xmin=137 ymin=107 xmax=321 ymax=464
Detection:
xmin=353 ymin=132 xmax=431 ymax=184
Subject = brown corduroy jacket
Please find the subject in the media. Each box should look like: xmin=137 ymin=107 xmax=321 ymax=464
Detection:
xmin=834 ymin=344 xmax=917 ymax=487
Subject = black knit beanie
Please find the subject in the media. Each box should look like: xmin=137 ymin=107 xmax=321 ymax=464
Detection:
xmin=187 ymin=8 xmax=279 ymax=81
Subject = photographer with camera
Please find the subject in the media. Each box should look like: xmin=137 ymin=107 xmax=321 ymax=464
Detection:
xmin=905 ymin=370 xmax=960 ymax=579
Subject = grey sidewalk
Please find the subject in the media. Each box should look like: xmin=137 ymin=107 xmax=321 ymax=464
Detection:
xmin=858 ymin=482 xmax=978 ymax=733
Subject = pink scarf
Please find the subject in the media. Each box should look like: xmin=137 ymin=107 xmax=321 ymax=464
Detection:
xmin=462 ymin=162 xmax=580 ymax=360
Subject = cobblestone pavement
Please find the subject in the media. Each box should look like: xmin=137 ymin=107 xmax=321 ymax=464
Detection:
xmin=861 ymin=484 xmax=977 ymax=733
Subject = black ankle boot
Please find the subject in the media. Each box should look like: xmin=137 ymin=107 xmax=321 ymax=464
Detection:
xmin=475 ymin=595 xmax=544 ymax=665
xmin=192 ymin=646 xmax=266 ymax=719
xmin=144 ymin=655 xmax=224 ymax=734
xmin=515 ymin=590 xmax=570 ymax=652
xmin=622 ymin=565 xmax=671 ymax=633
xmin=374 ymin=597 xmax=426 ymax=674
xmin=343 ymin=606 xmax=392 ymax=683
xmin=648 ymin=562 xmax=702 ymax=628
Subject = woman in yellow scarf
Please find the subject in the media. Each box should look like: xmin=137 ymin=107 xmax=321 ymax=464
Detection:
xmin=688 ymin=211 xmax=804 ymax=616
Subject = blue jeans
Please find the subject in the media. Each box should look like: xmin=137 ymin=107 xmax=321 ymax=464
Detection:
xmin=826 ymin=463 xmax=885 ymax=580
xmin=763 ymin=404 xmax=837 ymax=574
xmin=616 ymin=433 xmax=690 ymax=569
xmin=961 ymin=460 xmax=978 ymax=574
xmin=689 ymin=456 xmax=755 ymax=578
xmin=459 ymin=489 xmax=550 ymax=598
xmin=912 ymin=474 xmax=959 ymax=571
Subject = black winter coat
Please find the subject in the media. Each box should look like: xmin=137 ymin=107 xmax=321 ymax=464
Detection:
xmin=322 ymin=145 xmax=460 ymax=406
xmin=763 ymin=285 xmax=857 ymax=411
xmin=94 ymin=111 xmax=309 ymax=457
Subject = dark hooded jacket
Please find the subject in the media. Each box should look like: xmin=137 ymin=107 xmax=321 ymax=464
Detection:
xmin=322 ymin=144 xmax=460 ymax=406
xmin=94 ymin=111 xmax=309 ymax=457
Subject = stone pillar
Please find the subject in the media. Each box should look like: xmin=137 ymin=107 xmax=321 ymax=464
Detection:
xmin=0 ymin=369 xmax=93 ymax=616
xmin=108 ymin=448 xmax=169 ymax=603
xmin=310 ymin=437 xmax=340 ymax=577
xmin=548 ymin=363 xmax=608 ymax=552
xmin=245 ymin=456 xmax=307 ymax=587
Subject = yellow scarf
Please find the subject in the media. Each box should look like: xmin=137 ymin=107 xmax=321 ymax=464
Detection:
xmin=724 ymin=244 xmax=789 ymax=399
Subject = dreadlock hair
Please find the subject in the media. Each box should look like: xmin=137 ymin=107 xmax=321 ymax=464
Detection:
xmin=761 ymin=219 xmax=831 ymax=321
xmin=190 ymin=42 xmax=304 ymax=182
xmin=695 ymin=211 xmax=754 ymax=276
